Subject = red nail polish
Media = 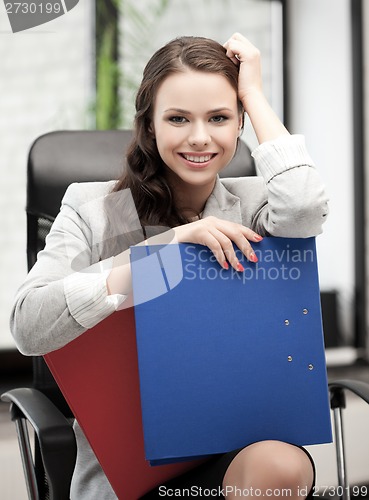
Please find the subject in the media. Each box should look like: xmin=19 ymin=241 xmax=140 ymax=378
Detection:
xmin=249 ymin=253 xmax=258 ymax=263
xmin=254 ymin=235 xmax=263 ymax=241
xmin=223 ymin=261 xmax=229 ymax=270
xmin=237 ymin=263 xmax=244 ymax=272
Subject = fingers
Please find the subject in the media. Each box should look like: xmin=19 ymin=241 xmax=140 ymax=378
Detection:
xmin=219 ymin=225 xmax=261 ymax=268
xmin=208 ymin=227 xmax=244 ymax=271
xmin=223 ymin=32 xmax=260 ymax=65
xmin=223 ymin=33 xmax=243 ymax=65
xmin=223 ymin=33 xmax=263 ymax=105
xmin=223 ymin=45 xmax=239 ymax=66
xmin=174 ymin=217 xmax=263 ymax=272
xmin=202 ymin=217 xmax=263 ymax=271
xmin=200 ymin=231 xmax=231 ymax=270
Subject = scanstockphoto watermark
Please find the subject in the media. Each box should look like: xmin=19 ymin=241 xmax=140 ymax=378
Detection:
xmin=158 ymin=485 xmax=308 ymax=497
xmin=158 ymin=484 xmax=369 ymax=497
xmin=184 ymin=244 xmax=315 ymax=283
xmin=3 ymin=0 xmax=79 ymax=33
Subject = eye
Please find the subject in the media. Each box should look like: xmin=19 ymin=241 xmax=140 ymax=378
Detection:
xmin=210 ymin=115 xmax=228 ymax=123
xmin=168 ymin=116 xmax=187 ymax=124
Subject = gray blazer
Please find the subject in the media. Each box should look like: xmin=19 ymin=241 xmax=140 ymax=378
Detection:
xmin=11 ymin=134 xmax=328 ymax=357
xmin=10 ymin=134 xmax=329 ymax=500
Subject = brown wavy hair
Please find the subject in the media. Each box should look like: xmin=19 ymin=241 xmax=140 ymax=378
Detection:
xmin=113 ymin=36 xmax=243 ymax=229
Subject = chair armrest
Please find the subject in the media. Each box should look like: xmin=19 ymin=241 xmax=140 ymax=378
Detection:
xmin=1 ymin=387 xmax=77 ymax=500
xmin=1 ymin=387 xmax=76 ymax=448
xmin=329 ymin=379 xmax=369 ymax=405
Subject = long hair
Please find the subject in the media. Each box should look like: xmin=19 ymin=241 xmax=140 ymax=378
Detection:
xmin=101 ymin=37 xmax=243 ymax=258
xmin=116 ymin=36 xmax=243 ymax=224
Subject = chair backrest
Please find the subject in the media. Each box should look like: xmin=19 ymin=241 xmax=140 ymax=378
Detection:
xmin=27 ymin=129 xmax=255 ymax=415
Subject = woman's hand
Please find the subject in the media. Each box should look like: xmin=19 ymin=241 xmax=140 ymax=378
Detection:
xmin=223 ymin=32 xmax=263 ymax=108
xmin=107 ymin=217 xmax=262 ymax=296
xmin=174 ymin=216 xmax=263 ymax=271
xmin=223 ymin=32 xmax=289 ymax=143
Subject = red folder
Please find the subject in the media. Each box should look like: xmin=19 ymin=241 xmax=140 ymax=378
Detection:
xmin=44 ymin=308 xmax=204 ymax=499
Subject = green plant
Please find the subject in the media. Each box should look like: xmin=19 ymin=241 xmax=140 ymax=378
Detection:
xmin=95 ymin=0 xmax=121 ymax=129
xmin=94 ymin=0 xmax=170 ymax=130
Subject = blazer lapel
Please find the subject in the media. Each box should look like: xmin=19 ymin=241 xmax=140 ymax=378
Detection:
xmin=202 ymin=177 xmax=242 ymax=224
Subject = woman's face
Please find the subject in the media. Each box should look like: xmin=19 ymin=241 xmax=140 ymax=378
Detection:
xmin=151 ymin=68 xmax=242 ymax=200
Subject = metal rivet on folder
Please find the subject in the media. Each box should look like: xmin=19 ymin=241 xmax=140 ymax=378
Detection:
xmin=287 ymin=356 xmax=293 ymax=362
xmin=284 ymin=320 xmax=290 ymax=326
xmin=308 ymin=364 xmax=314 ymax=370
xmin=303 ymin=309 xmax=309 ymax=315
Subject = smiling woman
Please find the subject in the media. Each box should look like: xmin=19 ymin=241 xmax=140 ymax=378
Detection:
xmin=10 ymin=34 xmax=329 ymax=500
xmin=152 ymin=70 xmax=242 ymax=213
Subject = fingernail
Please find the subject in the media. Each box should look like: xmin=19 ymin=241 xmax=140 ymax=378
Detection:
xmin=254 ymin=234 xmax=263 ymax=241
xmin=223 ymin=261 xmax=229 ymax=270
xmin=237 ymin=263 xmax=244 ymax=272
xmin=249 ymin=252 xmax=258 ymax=263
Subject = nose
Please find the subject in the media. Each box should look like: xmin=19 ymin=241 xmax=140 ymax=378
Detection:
xmin=188 ymin=121 xmax=211 ymax=148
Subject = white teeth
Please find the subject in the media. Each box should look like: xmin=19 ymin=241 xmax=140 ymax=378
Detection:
xmin=183 ymin=154 xmax=212 ymax=163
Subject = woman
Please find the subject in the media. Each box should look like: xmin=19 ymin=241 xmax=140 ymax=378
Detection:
xmin=11 ymin=33 xmax=328 ymax=499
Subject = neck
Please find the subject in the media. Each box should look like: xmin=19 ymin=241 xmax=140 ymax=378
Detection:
xmin=175 ymin=182 xmax=215 ymax=217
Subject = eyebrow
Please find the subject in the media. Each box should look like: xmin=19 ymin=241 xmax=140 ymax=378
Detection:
xmin=163 ymin=107 xmax=234 ymax=114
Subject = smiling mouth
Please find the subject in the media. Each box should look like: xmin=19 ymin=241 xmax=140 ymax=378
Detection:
xmin=180 ymin=153 xmax=216 ymax=164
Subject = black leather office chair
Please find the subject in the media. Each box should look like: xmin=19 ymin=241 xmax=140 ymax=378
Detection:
xmin=2 ymin=130 xmax=369 ymax=500
xmin=0 ymin=130 xmax=256 ymax=500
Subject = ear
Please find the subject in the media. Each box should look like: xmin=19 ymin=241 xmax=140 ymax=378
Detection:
xmin=148 ymin=121 xmax=155 ymax=136
xmin=238 ymin=112 xmax=244 ymax=136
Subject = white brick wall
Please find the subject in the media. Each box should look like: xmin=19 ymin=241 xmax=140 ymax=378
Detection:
xmin=0 ymin=1 xmax=94 ymax=349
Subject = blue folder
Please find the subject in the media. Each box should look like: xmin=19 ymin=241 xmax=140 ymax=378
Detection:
xmin=130 ymin=237 xmax=332 ymax=465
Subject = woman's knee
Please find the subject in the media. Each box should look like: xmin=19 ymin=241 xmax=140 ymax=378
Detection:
xmin=223 ymin=440 xmax=314 ymax=491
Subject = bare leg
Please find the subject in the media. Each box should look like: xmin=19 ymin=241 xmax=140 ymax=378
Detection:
xmin=223 ymin=440 xmax=314 ymax=499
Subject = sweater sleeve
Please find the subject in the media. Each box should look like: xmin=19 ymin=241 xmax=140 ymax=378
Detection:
xmin=10 ymin=193 xmax=128 ymax=356
xmin=251 ymin=134 xmax=329 ymax=237
xmin=64 ymin=258 xmax=126 ymax=329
